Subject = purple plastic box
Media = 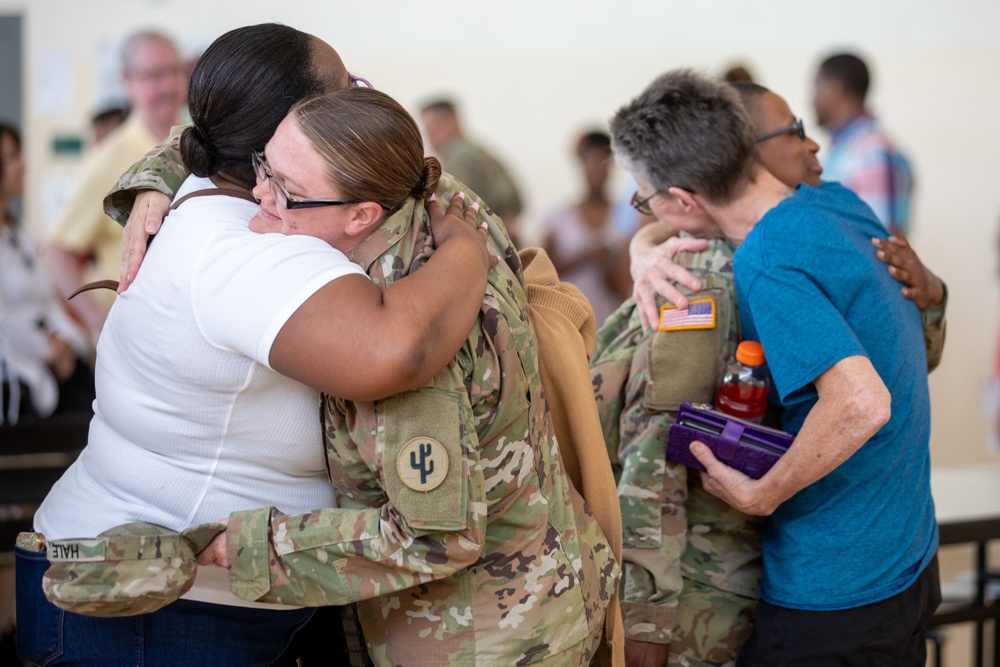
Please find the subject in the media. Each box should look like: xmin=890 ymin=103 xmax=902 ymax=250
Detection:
xmin=666 ymin=402 xmax=794 ymax=480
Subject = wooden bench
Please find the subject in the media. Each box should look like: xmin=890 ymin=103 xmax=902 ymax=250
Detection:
xmin=0 ymin=410 xmax=91 ymax=552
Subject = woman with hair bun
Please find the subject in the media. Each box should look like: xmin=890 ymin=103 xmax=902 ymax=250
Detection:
xmin=20 ymin=24 xmax=490 ymax=666
xmin=193 ymin=86 xmax=620 ymax=666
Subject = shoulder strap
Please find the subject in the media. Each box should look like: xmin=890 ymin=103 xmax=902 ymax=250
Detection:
xmin=169 ymin=187 xmax=258 ymax=210
xmin=69 ymin=187 xmax=258 ymax=298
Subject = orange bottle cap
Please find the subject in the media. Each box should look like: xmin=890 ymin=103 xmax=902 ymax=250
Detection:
xmin=735 ymin=341 xmax=765 ymax=366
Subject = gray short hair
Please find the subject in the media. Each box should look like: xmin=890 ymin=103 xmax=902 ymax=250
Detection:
xmin=610 ymin=69 xmax=759 ymax=204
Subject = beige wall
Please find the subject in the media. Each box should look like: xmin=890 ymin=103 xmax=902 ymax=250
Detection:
xmin=1 ymin=0 xmax=998 ymax=470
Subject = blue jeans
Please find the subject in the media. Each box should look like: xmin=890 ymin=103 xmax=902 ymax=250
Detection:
xmin=16 ymin=545 xmax=315 ymax=666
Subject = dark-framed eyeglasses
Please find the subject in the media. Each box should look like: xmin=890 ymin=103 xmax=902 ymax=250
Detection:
xmin=630 ymin=189 xmax=662 ymax=215
xmin=630 ymin=186 xmax=695 ymax=215
xmin=348 ymin=73 xmax=374 ymax=89
xmin=755 ymin=118 xmax=806 ymax=143
xmin=251 ymin=150 xmax=362 ymax=210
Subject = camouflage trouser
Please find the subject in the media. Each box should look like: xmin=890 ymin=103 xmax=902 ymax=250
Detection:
xmin=668 ymin=578 xmax=756 ymax=667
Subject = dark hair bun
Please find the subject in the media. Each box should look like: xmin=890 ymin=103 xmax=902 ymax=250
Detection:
xmin=412 ymin=156 xmax=442 ymax=200
xmin=179 ymin=124 xmax=218 ymax=177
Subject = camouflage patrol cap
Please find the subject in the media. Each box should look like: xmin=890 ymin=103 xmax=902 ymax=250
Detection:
xmin=42 ymin=521 xmax=226 ymax=617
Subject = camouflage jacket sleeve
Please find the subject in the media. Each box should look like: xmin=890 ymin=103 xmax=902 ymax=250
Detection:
xmin=103 ymin=125 xmax=189 ymax=226
xmin=224 ymin=381 xmax=489 ymax=607
xmin=591 ymin=300 xmax=688 ymax=645
xmin=922 ymin=281 xmax=948 ymax=373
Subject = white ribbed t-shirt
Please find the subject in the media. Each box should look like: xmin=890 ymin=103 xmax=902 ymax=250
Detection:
xmin=35 ymin=175 xmax=366 ymax=607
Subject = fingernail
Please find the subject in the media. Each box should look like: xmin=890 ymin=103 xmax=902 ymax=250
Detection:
xmin=429 ymin=193 xmax=437 ymax=202
xmin=471 ymin=202 xmax=480 ymax=211
xmin=457 ymin=191 xmax=466 ymax=200
xmin=480 ymin=221 xmax=488 ymax=229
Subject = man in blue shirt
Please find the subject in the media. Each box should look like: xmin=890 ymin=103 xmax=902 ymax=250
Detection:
xmin=610 ymin=69 xmax=939 ymax=666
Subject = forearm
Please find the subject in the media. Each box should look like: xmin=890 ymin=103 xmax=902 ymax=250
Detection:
xmin=378 ymin=232 xmax=488 ymax=385
xmin=103 ymin=129 xmax=188 ymax=226
xmin=227 ymin=502 xmax=486 ymax=606
xmin=41 ymin=245 xmax=106 ymax=336
xmin=922 ymin=282 xmax=948 ymax=372
xmin=749 ymin=356 xmax=891 ymax=514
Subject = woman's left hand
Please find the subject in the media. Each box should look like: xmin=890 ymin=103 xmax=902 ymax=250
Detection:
xmin=872 ymin=235 xmax=945 ymax=310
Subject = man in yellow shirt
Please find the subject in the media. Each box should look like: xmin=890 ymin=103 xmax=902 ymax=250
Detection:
xmin=44 ymin=31 xmax=186 ymax=341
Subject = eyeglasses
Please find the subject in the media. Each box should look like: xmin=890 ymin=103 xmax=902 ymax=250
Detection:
xmin=252 ymin=151 xmax=361 ymax=210
xmin=755 ymin=118 xmax=806 ymax=143
xmin=630 ymin=189 xmax=662 ymax=215
xmin=630 ymin=186 xmax=695 ymax=215
xmin=348 ymin=73 xmax=373 ymax=89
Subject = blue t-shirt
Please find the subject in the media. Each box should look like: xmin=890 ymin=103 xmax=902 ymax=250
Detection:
xmin=733 ymin=182 xmax=937 ymax=611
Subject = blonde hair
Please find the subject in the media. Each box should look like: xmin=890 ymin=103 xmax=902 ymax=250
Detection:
xmin=292 ymin=88 xmax=441 ymax=211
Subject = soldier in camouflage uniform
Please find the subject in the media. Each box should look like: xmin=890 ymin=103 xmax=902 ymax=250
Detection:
xmin=105 ymin=89 xmax=619 ymax=666
xmin=591 ymin=238 xmax=759 ymax=667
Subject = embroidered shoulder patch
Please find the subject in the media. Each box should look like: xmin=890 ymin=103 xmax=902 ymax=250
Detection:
xmin=396 ymin=437 xmax=450 ymax=492
xmin=658 ymin=298 xmax=716 ymax=332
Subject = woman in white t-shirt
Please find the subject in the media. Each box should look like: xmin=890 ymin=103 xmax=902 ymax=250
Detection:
xmin=17 ymin=24 xmax=489 ymax=667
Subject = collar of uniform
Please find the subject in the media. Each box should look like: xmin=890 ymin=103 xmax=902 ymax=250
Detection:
xmin=348 ymin=197 xmax=418 ymax=273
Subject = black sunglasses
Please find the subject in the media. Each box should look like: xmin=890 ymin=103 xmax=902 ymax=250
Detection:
xmin=755 ymin=118 xmax=806 ymax=143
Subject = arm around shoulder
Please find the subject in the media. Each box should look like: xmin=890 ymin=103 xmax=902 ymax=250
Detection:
xmin=270 ymin=195 xmax=490 ymax=401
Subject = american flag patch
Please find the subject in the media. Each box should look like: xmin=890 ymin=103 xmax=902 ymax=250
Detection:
xmin=658 ymin=298 xmax=716 ymax=331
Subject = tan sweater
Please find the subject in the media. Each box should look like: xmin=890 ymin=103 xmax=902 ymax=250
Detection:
xmin=520 ymin=247 xmax=624 ymax=667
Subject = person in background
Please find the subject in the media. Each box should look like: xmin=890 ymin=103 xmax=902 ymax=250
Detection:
xmin=43 ymin=30 xmax=187 ymax=342
xmin=987 ymin=220 xmax=1000 ymax=452
xmin=0 ymin=120 xmax=94 ymax=667
xmin=542 ymin=130 xmax=634 ymax=325
xmin=90 ymin=105 xmax=130 ymax=145
xmin=0 ymin=123 xmax=93 ymax=426
xmin=420 ymin=98 xmax=525 ymax=245
xmin=813 ymin=52 xmax=914 ymax=237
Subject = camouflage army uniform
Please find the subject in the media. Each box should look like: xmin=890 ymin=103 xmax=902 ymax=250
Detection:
xmin=106 ymin=159 xmax=619 ymax=665
xmin=439 ymin=136 xmax=523 ymax=219
xmin=590 ymin=239 xmax=761 ymax=667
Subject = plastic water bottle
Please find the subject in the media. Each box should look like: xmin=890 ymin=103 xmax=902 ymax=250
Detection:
xmin=714 ymin=341 xmax=770 ymax=423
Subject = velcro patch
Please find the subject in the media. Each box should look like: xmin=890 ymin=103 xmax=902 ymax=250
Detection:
xmin=380 ymin=388 xmax=467 ymax=531
xmin=659 ymin=298 xmax=716 ymax=331
xmin=396 ymin=437 xmax=449 ymax=492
